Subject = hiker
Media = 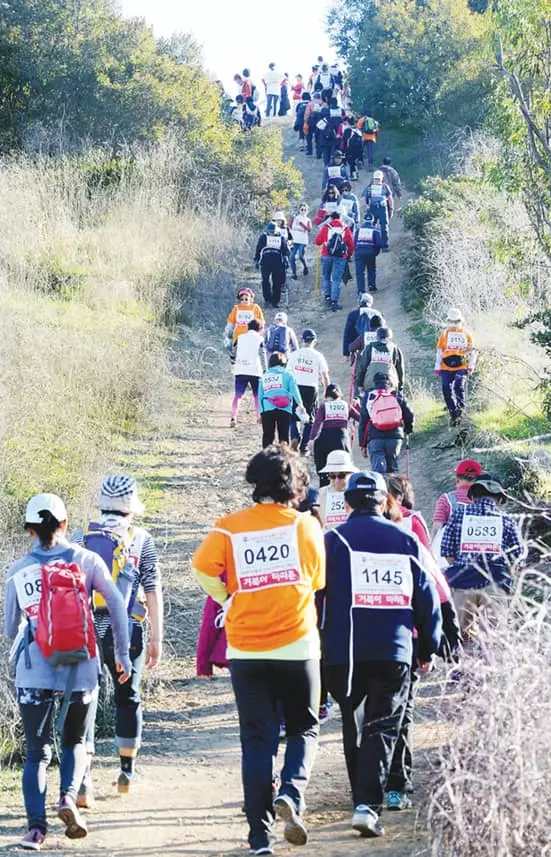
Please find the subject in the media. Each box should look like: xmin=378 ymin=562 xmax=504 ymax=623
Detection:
xmin=288 ymin=328 xmax=330 ymax=454
xmin=307 ymin=64 xmax=320 ymax=92
xmin=317 ymin=107 xmax=339 ymax=166
xmin=321 ymin=470 xmax=441 ymax=838
xmin=273 ymin=210 xmax=293 ymax=246
xmin=231 ymin=318 xmax=267 ymax=428
xmin=314 ymin=211 xmax=354 ymax=312
xmin=378 ymin=157 xmax=402 ymax=202
xmin=304 ymin=86 xmax=324 ymax=157
xmin=358 ymin=374 xmax=414 ymax=474
xmin=4 ymin=493 xmax=131 ymax=850
xmin=278 ymin=73 xmax=291 ymax=116
xmin=338 ymin=180 xmax=360 ymax=227
xmin=254 ymin=222 xmax=290 ymax=309
xmin=294 ymin=91 xmax=311 ymax=150
xmin=355 ymin=327 xmax=405 ymax=396
xmin=288 ymin=203 xmax=312 ymax=279
xmin=321 ymin=151 xmax=349 ymax=194
xmin=224 ymin=288 xmax=265 ymax=367
xmin=441 ymin=473 xmax=525 ymax=640
xmin=386 ymin=475 xmax=431 ymax=551
xmin=243 ymin=96 xmax=261 ymax=130
xmin=316 ymin=62 xmax=335 ymax=103
xmin=343 ymin=121 xmax=364 ymax=180
xmin=264 ymin=311 xmax=299 ymax=359
xmin=431 ymin=459 xmax=484 ymax=539
xmin=348 ymin=313 xmax=386 ymax=364
xmin=234 ymin=73 xmax=253 ymax=102
xmin=354 ymin=212 xmax=382 ymax=293
xmin=76 ymin=475 xmax=162 ymax=803
xmin=262 ymin=63 xmax=283 ymax=117
xmin=258 ymin=352 xmax=306 ymax=447
xmin=313 ymin=184 xmax=341 ymax=225
xmin=196 ymin=579 xmax=229 ymax=678
xmin=356 ymin=110 xmax=380 ymax=169
xmin=317 ymin=449 xmax=357 ymax=530
xmin=435 ymin=307 xmax=476 ymax=427
xmin=192 ymin=446 xmax=325 ymax=854
xmin=291 ymin=74 xmax=305 ymax=100
xmin=342 ymin=293 xmax=379 ymax=358
xmin=309 ymin=384 xmax=359 ymax=486
xmin=362 ymin=170 xmax=393 ymax=251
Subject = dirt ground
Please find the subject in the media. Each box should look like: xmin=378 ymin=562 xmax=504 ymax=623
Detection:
xmin=0 ymin=117 xmax=451 ymax=857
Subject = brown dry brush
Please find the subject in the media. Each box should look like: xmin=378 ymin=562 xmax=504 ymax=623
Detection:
xmin=428 ymin=569 xmax=551 ymax=857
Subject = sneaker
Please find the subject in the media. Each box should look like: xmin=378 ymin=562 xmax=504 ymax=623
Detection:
xmin=274 ymin=794 xmax=308 ymax=846
xmin=20 ymin=829 xmax=45 ymax=851
xmin=291 ymin=274 xmax=298 ymax=280
xmin=57 ymin=795 xmax=88 ymax=839
xmin=324 ymin=294 xmax=331 ymax=303
xmin=278 ymin=722 xmax=286 ymax=741
xmin=387 ymin=790 xmax=412 ymax=811
xmin=250 ymin=849 xmax=274 ymax=856
xmin=117 ymin=770 xmax=132 ymax=794
xmin=331 ymin=302 xmax=343 ymax=312
xmin=303 ymin=266 xmax=309 ymax=276
xmin=352 ymin=805 xmax=385 ymax=837
xmin=318 ymin=699 xmax=333 ymax=723
xmin=230 ymin=417 xmax=237 ymax=428
xmin=77 ymin=765 xmax=94 ymax=809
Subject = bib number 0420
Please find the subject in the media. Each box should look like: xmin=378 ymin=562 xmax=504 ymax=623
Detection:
xmin=233 ymin=525 xmax=302 ymax=591
xmin=243 ymin=543 xmax=290 ymax=565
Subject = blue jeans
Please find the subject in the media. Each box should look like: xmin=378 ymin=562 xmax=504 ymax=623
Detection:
xmin=355 ymin=252 xmax=377 ymax=292
xmin=441 ymin=369 xmax=467 ymax=418
xmin=290 ymin=243 xmax=307 ymax=276
xmin=370 ymin=202 xmax=389 ymax=248
xmin=368 ymin=437 xmax=403 ymax=473
xmin=19 ymin=688 xmax=93 ymax=833
xmin=230 ymin=658 xmax=320 ymax=851
xmin=321 ymin=256 xmax=346 ymax=302
xmin=266 ymin=94 xmax=279 ymax=117
xmin=85 ymin=622 xmax=145 ymax=753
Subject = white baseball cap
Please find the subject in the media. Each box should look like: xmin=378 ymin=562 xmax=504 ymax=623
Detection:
xmin=25 ymin=493 xmax=67 ymax=524
xmin=274 ymin=312 xmax=288 ymax=325
xmin=319 ymin=450 xmax=358 ymax=474
xmin=447 ymin=307 xmax=463 ymax=322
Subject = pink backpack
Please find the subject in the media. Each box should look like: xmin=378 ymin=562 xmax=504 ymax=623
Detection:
xmin=370 ymin=390 xmax=403 ymax=430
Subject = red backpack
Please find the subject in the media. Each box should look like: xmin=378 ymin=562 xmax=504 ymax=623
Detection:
xmin=34 ymin=552 xmax=96 ymax=667
xmin=370 ymin=390 xmax=403 ymax=430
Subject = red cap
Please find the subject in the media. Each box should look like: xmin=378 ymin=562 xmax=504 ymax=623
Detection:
xmin=455 ymin=459 xmax=483 ymax=478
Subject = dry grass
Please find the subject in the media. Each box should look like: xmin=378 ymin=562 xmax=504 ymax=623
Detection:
xmin=428 ymin=574 xmax=551 ymax=856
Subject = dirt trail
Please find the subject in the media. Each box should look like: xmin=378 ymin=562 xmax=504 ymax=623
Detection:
xmin=0 ymin=119 xmax=447 ymax=857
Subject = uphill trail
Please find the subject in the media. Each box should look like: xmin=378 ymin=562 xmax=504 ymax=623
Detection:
xmin=0 ymin=120 xmax=451 ymax=857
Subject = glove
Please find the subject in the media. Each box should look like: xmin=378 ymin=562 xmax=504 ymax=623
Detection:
xmin=223 ymin=337 xmax=232 ymax=349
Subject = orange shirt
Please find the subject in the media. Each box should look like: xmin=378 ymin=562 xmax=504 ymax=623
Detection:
xmin=226 ymin=303 xmax=265 ymax=342
xmin=356 ymin=116 xmax=379 ymax=142
xmin=192 ymin=503 xmax=325 ymax=652
xmin=436 ymin=326 xmax=474 ymax=372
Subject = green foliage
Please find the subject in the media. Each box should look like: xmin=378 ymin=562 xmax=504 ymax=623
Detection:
xmin=515 ymin=310 xmax=551 ymax=421
xmin=328 ymin=0 xmax=491 ymax=129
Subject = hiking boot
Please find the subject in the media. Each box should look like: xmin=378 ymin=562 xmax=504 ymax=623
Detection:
xmin=352 ymin=805 xmax=385 ymax=837
xmin=20 ymin=829 xmax=45 ymax=851
xmin=274 ymin=794 xmax=308 ymax=846
xmin=230 ymin=417 xmax=237 ymax=428
xmin=303 ymin=266 xmax=309 ymax=276
xmin=117 ymin=771 xmax=132 ymax=794
xmin=387 ymin=791 xmax=412 ymax=811
xmin=57 ymin=795 xmax=88 ymax=839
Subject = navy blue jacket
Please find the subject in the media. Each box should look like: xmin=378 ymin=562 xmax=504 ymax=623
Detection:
xmin=342 ymin=308 xmax=378 ymax=356
xmin=322 ymin=511 xmax=442 ymax=667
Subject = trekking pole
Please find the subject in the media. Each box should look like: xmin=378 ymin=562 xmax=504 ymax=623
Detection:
xmin=405 ymin=434 xmax=411 ymax=480
xmin=314 ymin=248 xmax=320 ymax=299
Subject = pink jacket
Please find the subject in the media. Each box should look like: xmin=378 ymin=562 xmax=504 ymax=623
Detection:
xmin=196 ymin=594 xmax=229 ymax=676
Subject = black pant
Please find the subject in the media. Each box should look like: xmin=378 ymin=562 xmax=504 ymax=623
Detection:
xmin=230 ymin=659 xmax=320 ymax=851
xmin=387 ymin=666 xmax=418 ymax=793
xmin=326 ymin=661 xmax=410 ymax=811
xmin=261 ymin=258 xmax=286 ymax=306
xmin=262 ymin=409 xmax=290 ymax=446
xmin=298 ymin=386 xmax=317 ymax=452
xmin=314 ymin=427 xmax=350 ymax=487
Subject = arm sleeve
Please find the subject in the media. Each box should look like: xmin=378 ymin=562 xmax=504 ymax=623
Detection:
xmin=441 ymin=510 xmax=461 ymax=558
xmin=193 ymin=569 xmax=229 ymax=605
xmin=138 ymin=534 xmax=160 ymax=593
xmin=411 ymin=554 xmax=443 ymax=662
xmin=314 ymin=226 xmax=326 ymax=246
xmin=345 ymin=228 xmax=355 ymax=257
xmin=310 ymin=405 xmax=325 ymax=441
xmin=288 ymin=374 xmax=303 ymax=408
xmin=254 ymin=235 xmax=264 ymax=262
xmin=395 ymin=347 xmax=405 ymax=389
xmin=3 ymin=575 xmax=20 ymax=639
xmin=400 ymin=394 xmax=415 ymax=434
xmin=343 ymin=312 xmax=355 ymax=356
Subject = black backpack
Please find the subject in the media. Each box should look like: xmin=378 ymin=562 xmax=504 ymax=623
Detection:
xmin=322 ymin=124 xmax=337 ymax=143
xmin=294 ymin=102 xmax=307 ymax=131
xmin=266 ymin=325 xmax=289 ymax=354
xmin=326 ymin=227 xmax=347 ymax=258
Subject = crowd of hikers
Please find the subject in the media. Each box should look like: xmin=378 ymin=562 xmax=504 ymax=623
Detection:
xmin=3 ymin=50 xmax=527 ymax=857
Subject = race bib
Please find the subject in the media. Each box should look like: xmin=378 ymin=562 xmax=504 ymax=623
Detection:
xmin=339 ymin=198 xmax=353 ymax=214
xmin=350 ymin=552 xmax=412 ymax=608
xmin=327 ymin=166 xmax=341 ymax=178
xmin=447 ymin=331 xmax=468 ymax=350
xmin=363 ymin=331 xmax=377 ymax=346
xmin=357 ymin=227 xmax=374 ymax=242
xmin=460 ymin=515 xmax=503 ymax=553
xmin=266 ymin=235 xmax=282 ymax=250
xmin=325 ymin=400 xmax=348 ymax=421
xmin=232 ymin=525 xmax=302 ymax=591
xmin=323 ymin=202 xmax=339 ymax=214
xmin=325 ymin=492 xmax=348 ymax=528
xmin=13 ymin=563 xmax=42 ymax=618
xmin=235 ymin=355 xmax=255 ymax=373
xmin=371 ymin=348 xmax=392 ymax=365
xmin=236 ymin=309 xmax=254 ymax=325
xmin=293 ymin=357 xmax=316 ymax=382
xmin=263 ymin=372 xmax=282 ymax=392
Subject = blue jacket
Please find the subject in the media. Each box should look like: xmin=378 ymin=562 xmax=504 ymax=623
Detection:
xmin=354 ymin=221 xmax=382 ymax=255
xmin=321 ymin=163 xmax=349 ymax=193
xmin=322 ymin=511 xmax=441 ymax=668
xmin=258 ymin=366 xmax=303 ymax=414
